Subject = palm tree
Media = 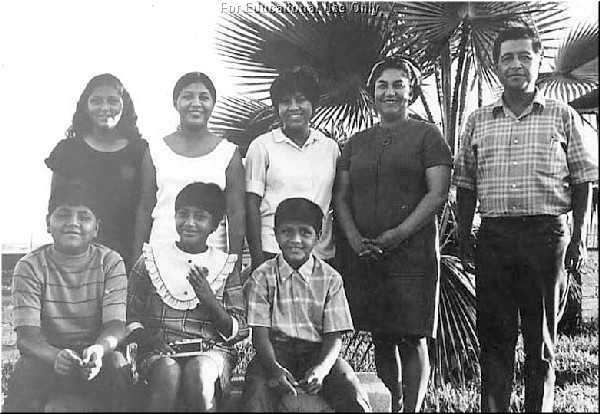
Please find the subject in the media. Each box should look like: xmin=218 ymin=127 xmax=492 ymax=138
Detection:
xmin=537 ymin=21 xmax=599 ymax=336
xmin=212 ymin=1 xmax=572 ymax=387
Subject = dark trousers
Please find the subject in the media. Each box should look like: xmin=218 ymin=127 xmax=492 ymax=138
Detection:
xmin=241 ymin=337 xmax=371 ymax=412
xmin=475 ymin=215 xmax=569 ymax=412
xmin=4 ymin=351 xmax=131 ymax=412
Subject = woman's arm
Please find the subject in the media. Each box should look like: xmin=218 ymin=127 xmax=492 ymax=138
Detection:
xmin=225 ymin=148 xmax=246 ymax=265
xmin=246 ymin=193 xmax=264 ymax=270
xmin=333 ymin=168 xmax=366 ymax=254
xmin=374 ymin=165 xmax=451 ymax=249
xmin=131 ymin=148 xmax=157 ymax=265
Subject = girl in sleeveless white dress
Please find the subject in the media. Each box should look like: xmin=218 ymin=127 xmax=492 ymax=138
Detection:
xmin=148 ymin=137 xmax=236 ymax=251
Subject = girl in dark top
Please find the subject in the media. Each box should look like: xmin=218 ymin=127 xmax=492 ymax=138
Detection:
xmin=334 ymin=57 xmax=452 ymax=412
xmin=46 ymin=73 xmax=148 ymax=270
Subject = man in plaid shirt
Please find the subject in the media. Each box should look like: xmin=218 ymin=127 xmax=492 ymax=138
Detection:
xmin=454 ymin=26 xmax=598 ymax=412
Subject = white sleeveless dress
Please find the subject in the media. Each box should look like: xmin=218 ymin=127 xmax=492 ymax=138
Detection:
xmin=149 ymin=137 xmax=236 ymax=252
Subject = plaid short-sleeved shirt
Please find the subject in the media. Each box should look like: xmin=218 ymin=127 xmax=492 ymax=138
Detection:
xmin=244 ymin=254 xmax=354 ymax=343
xmin=453 ymin=91 xmax=598 ymax=216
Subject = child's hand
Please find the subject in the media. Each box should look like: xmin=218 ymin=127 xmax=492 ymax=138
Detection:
xmin=301 ymin=364 xmax=328 ymax=394
xmin=80 ymin=344 xmax=104 ymax=381
xmin=187 ymin=264 xmax=214 ymax=302
xmin=54 ymin=348 xmax=83 ymax=376
xmin=268 ymin=365 xmax=299 ymax=396
xmin=144 ymin=331 xmax=174 ymax=356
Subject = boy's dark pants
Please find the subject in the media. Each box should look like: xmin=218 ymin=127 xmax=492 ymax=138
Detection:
xmin=242 ymin=336 xmax=371 ymax=412
xmin=475 ymin=215 xmax=569 ymax=412
xmin=4 ymin=350 xmax=130 ymax=412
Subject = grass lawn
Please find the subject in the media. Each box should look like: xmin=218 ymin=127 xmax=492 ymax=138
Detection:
xmin=1 ymin=253 xmax=598 ymax=411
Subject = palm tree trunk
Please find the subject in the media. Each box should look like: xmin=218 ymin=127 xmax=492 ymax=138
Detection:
xmin=419 ymin=88 xmax=435 ymax=124
xmin=449 ymin=28 xmax=470 ymax=155
xmin=440 ymin=43 xmax=453 ymax=151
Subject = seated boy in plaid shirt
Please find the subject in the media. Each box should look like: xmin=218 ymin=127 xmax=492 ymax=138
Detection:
xmin=242 ymin=197 xmax=371 ymax=412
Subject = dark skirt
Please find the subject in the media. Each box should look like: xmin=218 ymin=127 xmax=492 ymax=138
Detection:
xmin=336 ymin=224 xmax=440 ymax=338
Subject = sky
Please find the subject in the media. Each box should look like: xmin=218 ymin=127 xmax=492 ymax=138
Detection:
xmin=0 ymin=0 xmax=597 ymax=250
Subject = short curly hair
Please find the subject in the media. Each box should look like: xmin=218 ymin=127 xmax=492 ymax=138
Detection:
xmin=270 ymin=66 xmax=320 ymax=111
xmin=67 ymin=73 xmax=142 ymax=141
xmin=366 ymin=57 xmax=422 ymax=105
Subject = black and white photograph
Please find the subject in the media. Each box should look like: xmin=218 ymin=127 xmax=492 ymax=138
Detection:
xmin=0 ymin=0 xmax=598 ymax=411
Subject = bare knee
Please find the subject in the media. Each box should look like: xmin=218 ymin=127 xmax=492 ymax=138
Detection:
xmin=150 ymin=357 xmax=182 ymax=389
xmin=184 ymin=356 xmax=220 ymax=386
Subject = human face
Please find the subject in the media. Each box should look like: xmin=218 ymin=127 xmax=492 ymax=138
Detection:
xmin=374 ymin=68 xmax=411 ymax=121
xmin=495 ymin=38 xmax=541 ymax=93
xmin=278 ymin=92 xmax=313 ymax=132
xmin=87 ymin=84 xmax=123 ymax=130
xmin=176 ymin=82 xmax=215 ymax=129
xmin=275 ymin=221 xmax=318 ymax=268
xmin=175 ymin=206 xmax=217 ymax=252
xmin=47 ymin=205 xmax=98 ymax=255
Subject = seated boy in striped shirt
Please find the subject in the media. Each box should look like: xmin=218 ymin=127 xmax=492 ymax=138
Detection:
xmin=5 ymin=183 xmax=129 ymax=411
xmin=242 ymin=198 xmax=371 ymax=412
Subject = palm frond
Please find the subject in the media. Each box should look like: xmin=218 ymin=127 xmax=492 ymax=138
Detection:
xmin=216 ymin=1 xmax=413 ymax=135
xmin=538 ymin=21 xmax=599 ymax=102
xmin=210 ymin=97 xmax=276 ymax=156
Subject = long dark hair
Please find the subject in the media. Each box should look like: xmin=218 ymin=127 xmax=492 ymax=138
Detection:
xmin=66 ymin=73 xmax=142 ymax=140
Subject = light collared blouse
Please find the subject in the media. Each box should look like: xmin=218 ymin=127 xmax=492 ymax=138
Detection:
xmin=244 ymin=128 xmax=340 ymax=259
xmin=244 ymin=254 xmax=354 ymax=343
xmin=453 ymin=90 xmax=598 ymax=217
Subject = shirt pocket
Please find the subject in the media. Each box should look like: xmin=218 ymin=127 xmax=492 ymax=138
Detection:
xmin=537 ymin=133 xmax=567 ymax=177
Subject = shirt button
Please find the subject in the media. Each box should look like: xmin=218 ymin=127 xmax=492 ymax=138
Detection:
xmin=513 ymin=138 xmax=519 ymax=144
xmin=511 ymin=184 xmax=517 ymax=188
xmin=512 ymin=161 xmax=518 ymax=166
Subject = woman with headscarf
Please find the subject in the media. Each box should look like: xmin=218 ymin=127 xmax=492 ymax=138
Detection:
xmin=334 ymin=57 xmax=452 ymax=412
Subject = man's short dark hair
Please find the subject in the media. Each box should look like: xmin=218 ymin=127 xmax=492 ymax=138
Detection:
xmin=48 ymin=181 xmax=99 ymax=217
xmin=274 ymin=198 xmax=324 ymax=235
xmin=270 ymin=66 xmax=320 ymax=111
xmin=174 ymin=182 xmax=225 ymax=224
xmin=493 ymin=26 xmax=543 ymax=64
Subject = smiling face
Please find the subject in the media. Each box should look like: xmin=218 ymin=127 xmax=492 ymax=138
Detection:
xmin=47 ymin=204 xmax=99 ymax=255
xmin=275 ymin=220 xmax=318 ymax=269
xmin=175 ymin=206 xmax=218 ymax=252
xmin=87 ymin=84 xmax=123 ymax=131
xmin=278 ymin=91 xmax=313 ymax=133
xmin=176 ymin=82 xmax=215 ymax=129
xmin=495 ymin=38 xmax=541 ymax=93
xmin=373 ymin=68 xmax=412 ymax=121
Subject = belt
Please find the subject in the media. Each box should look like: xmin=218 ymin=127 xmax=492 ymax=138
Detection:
xmin=482 ymin=214 xmax=563 ymax=224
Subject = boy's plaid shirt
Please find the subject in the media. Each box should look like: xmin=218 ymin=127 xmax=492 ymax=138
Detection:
xmin=244 ymin=254 xmax=354 ymax=343
xmin=453 ymin=91 xmax=598 ymax=216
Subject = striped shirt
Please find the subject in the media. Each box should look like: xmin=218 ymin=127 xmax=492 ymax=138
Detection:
xmin=453 ymin=90 xmax=598 ymax=216
xmin=12 ymin=243 xmax=127 ymax=349
xmin=244 ymin=254 xmax=354 ymax=343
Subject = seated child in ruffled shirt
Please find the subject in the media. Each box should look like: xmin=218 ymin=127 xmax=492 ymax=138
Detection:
xmin=242 ymin=197 xmax=372 ymax=412
xmin=126 ymin=182 xmax=248 ymax=411
xmin=6 ymin=183 xmax=130 ymax=411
